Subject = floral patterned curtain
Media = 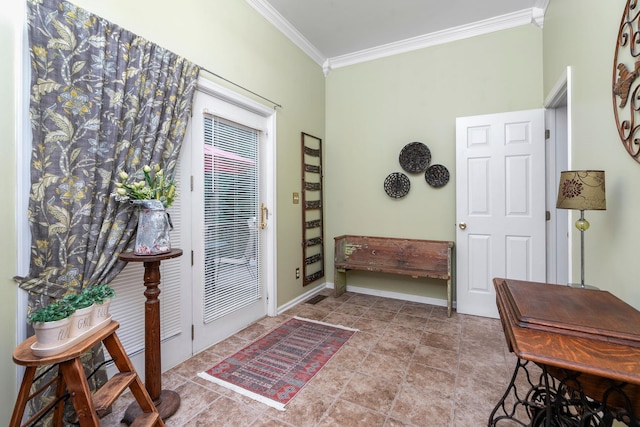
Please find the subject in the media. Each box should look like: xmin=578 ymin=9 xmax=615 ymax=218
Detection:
xmin=21 ymin=0 xmax=199 ymax=422
xmin=22 ymin=0 xmax=198 ymax=299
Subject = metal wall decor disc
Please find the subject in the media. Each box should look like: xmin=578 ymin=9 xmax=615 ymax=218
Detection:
xmin=399 ymin=142 xmax=431 ymax=173
xmin=425 ymin=164 xmax=450 ymax=188
xmin=384 ymin=172 xmax=410 ymax=198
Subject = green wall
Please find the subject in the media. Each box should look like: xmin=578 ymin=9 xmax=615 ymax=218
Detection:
xmin=325 ymin=25 xmax=543 ymax=301
xmin=543 ymin=0 xmax=640 ymax=308
xmin=0 ymin=0 xmax=21 ymax=420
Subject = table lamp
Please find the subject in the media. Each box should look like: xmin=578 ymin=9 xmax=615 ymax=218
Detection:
xmin=556 ymin=170 xmax=606 ymax=288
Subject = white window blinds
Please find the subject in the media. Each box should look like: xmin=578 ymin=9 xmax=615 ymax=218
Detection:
xmin=203 ymin=115 xmax=261 ymax=323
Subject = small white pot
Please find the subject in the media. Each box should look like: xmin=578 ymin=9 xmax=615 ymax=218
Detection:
xmin=91 ymin=298 xmax=111 ymax=326
xmin=69 ymin=304 xmax=95 ymax=338
xmin=33 ymin=317 xmax=71 ymax=346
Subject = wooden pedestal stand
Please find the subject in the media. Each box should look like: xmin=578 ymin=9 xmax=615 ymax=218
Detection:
xmin=119 ymin=248 xmax=183 ymax=424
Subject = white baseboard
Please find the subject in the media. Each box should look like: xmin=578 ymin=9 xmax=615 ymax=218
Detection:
xmin=277 ymin=284 xmax=328 ymax=314
xmin=278 ymin=281 xmax=456 ymax=314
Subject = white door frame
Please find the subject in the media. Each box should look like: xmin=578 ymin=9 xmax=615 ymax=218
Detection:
xmin=194 ymin=78 xmax=277 ymax=319
xmin=544 ymin=66 xmax=571 ymax=286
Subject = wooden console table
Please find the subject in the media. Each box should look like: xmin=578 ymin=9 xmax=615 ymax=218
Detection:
xmin=490 ymin=278 xmax=640 ymax=426
xmin=119 ymin=248 xmax=182 ymax=424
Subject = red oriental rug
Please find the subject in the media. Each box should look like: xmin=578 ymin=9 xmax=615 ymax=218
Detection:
xmin=198 ymin=316 xmax=357 ymax=410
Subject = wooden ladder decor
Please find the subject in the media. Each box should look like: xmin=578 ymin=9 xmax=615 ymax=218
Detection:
xmin=301 ymin=132 xmax=325 ymax=286
xmin=10 ymin=320 xmax=164 ymax=427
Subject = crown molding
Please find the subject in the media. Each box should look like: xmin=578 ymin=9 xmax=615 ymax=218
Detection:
xmin=246 ymin=0 xmax=326 ymax=66
xmin=247 ymin=2 xmax=547 ymax=73
xmin=328 ymin=8 xmax=539 ymax=70
xmin=532 ymin=0 xmax=549 ymax=28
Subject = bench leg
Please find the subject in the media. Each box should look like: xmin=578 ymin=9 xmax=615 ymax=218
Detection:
xmin=334 ymin=269 xmax=347 ymax=297
xmin=447 ymin=278 xmax=452 ymax=317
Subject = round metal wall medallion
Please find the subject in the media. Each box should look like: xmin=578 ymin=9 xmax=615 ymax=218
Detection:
xmin=425 ymin=164 xmax=450 ymax=188
xmin=384 ymin=172 xmax=411 ymax=198
xmin=399 ymin=142 xmax=431 ymax=173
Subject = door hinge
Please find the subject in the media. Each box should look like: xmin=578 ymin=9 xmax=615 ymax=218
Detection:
xmin=191 ymin=250 xmax=194 ymax=266
xmin=191 ymin=324 xmax=194 ymax=341
xmin=546 ymin=211 xmax=551 ymax=221
xmin=545 ymin=129 xmax=550 ymax=139
xmin=190 ymin=175 xmax=194 ymax=192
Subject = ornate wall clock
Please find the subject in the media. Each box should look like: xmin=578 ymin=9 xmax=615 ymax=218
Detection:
xmin=613 ymin=0 xmax=640 ymax=163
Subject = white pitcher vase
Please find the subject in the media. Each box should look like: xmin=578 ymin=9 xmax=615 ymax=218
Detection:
xmin=133 ymin=199 xmax=172 ymax=255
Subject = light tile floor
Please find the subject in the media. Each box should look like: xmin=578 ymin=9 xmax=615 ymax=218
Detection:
xmin=101 ymin=289 xmax=519 ymax=427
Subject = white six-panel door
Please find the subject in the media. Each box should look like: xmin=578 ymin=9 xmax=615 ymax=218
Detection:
xmin=456 ymin=109 xmax=546 ymax=318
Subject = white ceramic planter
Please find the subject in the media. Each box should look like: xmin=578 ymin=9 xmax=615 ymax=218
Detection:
xmin=91 ymin=298 xmax=111 ymax=326
xmin=69 ymin=304 xmax=95 ymax=338
xmin=33 ymin=317 xmax=71 ymax=346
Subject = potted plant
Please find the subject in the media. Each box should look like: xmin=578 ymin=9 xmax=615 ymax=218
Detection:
xmin=28 ymin=300 xmax=75 ymax=346
xmin=63 ymin=292 xmax=95 ymax=337
xmin=85 ymin=284 xmax=115 ymax=325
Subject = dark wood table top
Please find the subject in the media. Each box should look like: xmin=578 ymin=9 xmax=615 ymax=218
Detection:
xmin=119 ymin=248 xmax=183 ymax=263
xmin=494 ymin=278 xmax=640 ymax=386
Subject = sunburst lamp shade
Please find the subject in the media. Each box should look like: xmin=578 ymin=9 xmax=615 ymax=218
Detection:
xmin=556 ymin=170 xmax=606 ymax=288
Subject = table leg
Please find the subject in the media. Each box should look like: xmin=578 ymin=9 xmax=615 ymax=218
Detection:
xmin=490 ymin=359 xmax=640 ymax=427
xmin=123 ymin=259 xmax=180 ymax=423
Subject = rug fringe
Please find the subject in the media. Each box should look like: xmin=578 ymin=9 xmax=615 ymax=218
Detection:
xmin=292 ymin=316 xmax=360 ymax=332
xmin=197 ymin=372 xmax=286 ymax=411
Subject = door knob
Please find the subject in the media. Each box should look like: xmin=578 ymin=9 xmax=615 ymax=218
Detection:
xmin=459 ymin=222 xmax=467 ymax=230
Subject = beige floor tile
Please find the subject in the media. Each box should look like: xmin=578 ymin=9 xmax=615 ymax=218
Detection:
xmin=161 ymin=380 xmax=223 ymax=426
xmin=267 ymin=387 xmax=335 ymax=427
xmin=95 ymin=292 xmax=524 ymax=427
xmin=306 ymin=365 xmax=355 ymax=396
xmin=340 ymin=372 xmax=399 ymax=413
xmin=372 ymin=335 xmax=418 ymax=363
xmin=391 ymin=386 xmax=453 ymax=426
xmin=382 ymin=323 xmax=424 ymax=343
xmin=317 ymin=400 xmax=387 ymax=427
xmin=352 ymin=317 xmax=392 ymax=335
xmin=404 ymin=362 xmax=456 ymax=398
xmin=358 ymin=351 xmax=407 ymax=381
xmin=420 ymin=330 xmax=460 ymax=352
xmin=411 ymin=344 xmax=458 ymax=374
xmin=391 ymin=313 xmax=430 ymax=329
xmin=362 ymin=306 xmax=399 ymax=321
xmin=184 ymin=395 xmax=261 ymax=427
xmin=398 ymin=303 xmax=434 ymax=319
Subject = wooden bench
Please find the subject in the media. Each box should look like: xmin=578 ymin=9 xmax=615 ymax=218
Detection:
xmin=334 ymin=235 xmax=455 ymax=317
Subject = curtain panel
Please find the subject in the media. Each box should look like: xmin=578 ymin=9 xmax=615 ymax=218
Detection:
xmin=22 ymin=0 xmax=199 ymax=301
xmin=22 ymin=0 xmax=199 ymax=422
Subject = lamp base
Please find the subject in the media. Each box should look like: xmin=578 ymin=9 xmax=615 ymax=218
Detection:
xmin=567 ymin=283 xmax=599 ymax=290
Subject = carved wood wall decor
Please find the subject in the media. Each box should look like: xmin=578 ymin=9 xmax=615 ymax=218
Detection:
xmin=613 ymin=0 xmax=640 ymax=163
xmin=301 ymin=133 xmax=324 ymax=286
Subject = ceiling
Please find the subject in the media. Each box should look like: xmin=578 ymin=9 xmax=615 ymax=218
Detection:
xmin=247 ymin=0 xmax=549 ymax=71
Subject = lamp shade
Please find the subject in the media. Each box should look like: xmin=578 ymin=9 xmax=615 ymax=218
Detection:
xmin=556 ymin=170 xmax=606 ymax=210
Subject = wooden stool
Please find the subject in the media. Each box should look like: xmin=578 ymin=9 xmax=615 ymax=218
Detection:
xmin=10 ymin=320 xmax=164 ymax=427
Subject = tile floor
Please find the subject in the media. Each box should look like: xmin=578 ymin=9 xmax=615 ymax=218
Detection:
xmin=101 ymin=290 xmax=519 ymax=427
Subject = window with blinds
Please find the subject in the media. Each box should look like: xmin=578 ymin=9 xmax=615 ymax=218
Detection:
xmin=203 ymin=115 xmax=261 ymax=323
